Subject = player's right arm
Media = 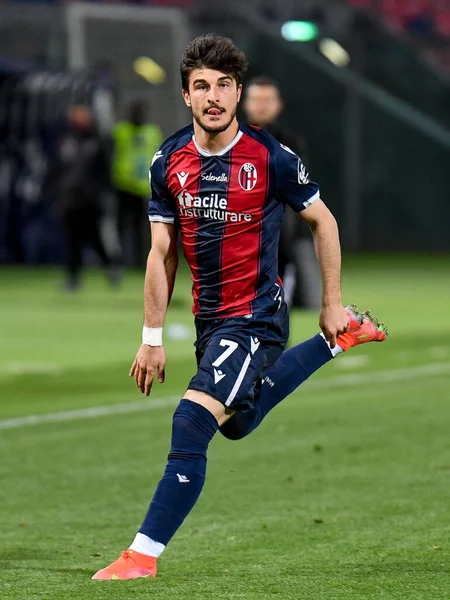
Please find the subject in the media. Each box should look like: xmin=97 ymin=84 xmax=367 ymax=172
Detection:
xmin=130 ymin=222 xmax=178 ymax=396
xmin=129 ymin=148 xmax=178 ymax=396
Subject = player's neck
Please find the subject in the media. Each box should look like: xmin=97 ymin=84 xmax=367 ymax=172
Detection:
xmin=193 ymin=119 xmax=240 ymax=155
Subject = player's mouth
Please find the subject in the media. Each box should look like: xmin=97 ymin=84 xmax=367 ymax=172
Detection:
xmin=205 ymin=107 xmax=225 ymax=118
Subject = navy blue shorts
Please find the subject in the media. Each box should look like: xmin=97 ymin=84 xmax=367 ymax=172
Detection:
xmin=188 ymin=300 xmax=289 ymax=410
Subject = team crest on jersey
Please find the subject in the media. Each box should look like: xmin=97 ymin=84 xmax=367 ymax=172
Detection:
xmin=238 ymin=163 xmax=258 ymax=191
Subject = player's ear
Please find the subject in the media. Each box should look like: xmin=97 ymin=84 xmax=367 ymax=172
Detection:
xmin=182 ymin=89 xmax=191 ymax=107
xmin=237 ymin=84 xmax=242 ymax=103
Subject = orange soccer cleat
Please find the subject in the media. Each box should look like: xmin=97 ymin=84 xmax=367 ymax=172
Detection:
xmin=91 ymin=549 xmax=157 ymax=581
xmin=337 ymin=304 xmax=388 ymax=351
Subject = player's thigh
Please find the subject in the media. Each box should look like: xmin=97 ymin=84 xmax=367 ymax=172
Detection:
xmin=183 ymin=389 xmax=234 ymax=427
xmin=188 ymin=331 xmax=269 ymax=411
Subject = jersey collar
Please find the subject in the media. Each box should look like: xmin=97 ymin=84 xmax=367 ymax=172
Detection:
xmin=192 ymin=129 xmax=243 ymax=157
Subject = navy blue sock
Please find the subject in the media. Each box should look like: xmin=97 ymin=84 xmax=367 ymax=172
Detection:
xmin=139 ymin=399 xmax=218 ymax=546
xmin=220 ymin=334 xmax=332 ymax=440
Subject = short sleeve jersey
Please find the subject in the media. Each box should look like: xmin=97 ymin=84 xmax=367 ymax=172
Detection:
xmin=149 ymin=123 xmax=320 ymax=319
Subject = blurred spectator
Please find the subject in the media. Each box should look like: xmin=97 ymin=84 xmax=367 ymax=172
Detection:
xmin=112 ymin=99 xmax=163 ymax=268
xmin=243 ymin=76 xmax=320 ymax=310
xmin=52 ymin=104 xmax=120 ymax=290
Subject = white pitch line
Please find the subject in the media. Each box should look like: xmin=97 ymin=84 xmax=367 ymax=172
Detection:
xmin=333 ymin=355 xmax=370 ymax=370
xmin=0 ymin=396 xmax=180 ymax=431
xmin=0 ymin=362 xmax=449 ymax=431
xmin=312 ymin=362 xmax=450 ymax=387
xmin=4 ymin=362 xmax=62 ymax=375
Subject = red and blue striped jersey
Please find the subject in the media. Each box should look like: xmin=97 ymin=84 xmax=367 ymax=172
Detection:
xmin=148 ymin=123 xmax=320 ymax=319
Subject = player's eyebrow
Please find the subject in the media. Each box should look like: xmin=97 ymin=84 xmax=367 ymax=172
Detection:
xmin=192 ymin=76 xmax=233 ymax=86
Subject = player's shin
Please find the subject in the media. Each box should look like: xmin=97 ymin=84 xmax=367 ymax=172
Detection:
xmin=135 ymin=399 xmax=219 ymax=553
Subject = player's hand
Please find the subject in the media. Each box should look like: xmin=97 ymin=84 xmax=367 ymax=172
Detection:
xmin=319 ymin=304 xmax=350 ymax=349
xmin=129 ymin=344 xmax=166 ymax=396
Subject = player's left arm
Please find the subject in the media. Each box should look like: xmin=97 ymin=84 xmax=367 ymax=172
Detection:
xmin=300 ymin=200 xmax=349 ymax=347
xmin=275 ymin=145 xmax=349 ymax=347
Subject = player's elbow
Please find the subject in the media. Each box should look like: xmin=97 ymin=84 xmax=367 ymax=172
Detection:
xmin=164 ymin=250 xmax=179 ymax=273
xmin=320 ymin=209 xmax=338 ymax=232
xmin=304 ymin=201 xmax=338 ymax=232
xmin=148 ymin=244 xmax=178 ymax=268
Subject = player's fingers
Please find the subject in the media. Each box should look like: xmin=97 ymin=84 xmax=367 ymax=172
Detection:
xmin=158 ymin=365 xmax=165 ymax=384
xmin=144 ymin=371 xmax=154 ymax=396
xmin=129 ymin=359 xmax=137 ymax=377
xmin=323 ymin=325 xmax=337 ymax=346
xmin=136 ymin=364 xmax=145 ymax=390
xmin=142 ymin=365 xmax=155 ymax=393
xmin=139 ymin=369 xmax=149 ymax=393
xmin=338 ymin=321 xmax=348 ymax=335
xmin=328 ymin=332 xmax=337 ymax=348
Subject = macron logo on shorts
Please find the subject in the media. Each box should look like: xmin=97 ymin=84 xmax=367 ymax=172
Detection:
xmin=251 ymin=337 xmax=260 ymax=355
xmin=214 ymin=368 xmax=226 ymax=384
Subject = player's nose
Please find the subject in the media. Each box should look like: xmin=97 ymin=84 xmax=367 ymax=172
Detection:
xmin=206 ymin=86 xmax=220 ymax=103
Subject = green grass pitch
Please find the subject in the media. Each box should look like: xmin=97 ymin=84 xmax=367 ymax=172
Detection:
xmin=0 ymin=255 xmax=449 ymax=599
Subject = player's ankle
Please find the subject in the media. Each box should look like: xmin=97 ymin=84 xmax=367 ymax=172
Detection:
xmin=129 ymin=533 xmax=165 ymax=558
xmin=319 ymin=332 xmax=344 ymax=357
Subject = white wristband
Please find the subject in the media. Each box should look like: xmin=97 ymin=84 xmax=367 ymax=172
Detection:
xmin=142 ymin=326 xmax=163 ymax=346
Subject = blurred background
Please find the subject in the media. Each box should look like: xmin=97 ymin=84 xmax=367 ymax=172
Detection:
xmin=1 ymin=0 xmax=449 ymax=271
xmin=1 ymin=2 xmax=450 ymax=597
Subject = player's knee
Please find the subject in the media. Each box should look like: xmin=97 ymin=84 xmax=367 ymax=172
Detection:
xmin=219 ymin=418 xmax=249 ymax=441
xmin=168 ymin=399 xmax=219 ymax=461
xmin=184 ymin=389 xmax=228 ymax=425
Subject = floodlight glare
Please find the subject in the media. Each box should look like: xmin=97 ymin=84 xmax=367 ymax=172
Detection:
xmin=133 ymin=57 xmax=166 ymax=84
xmin=319 ymin=38 xmax=351 ymax=67
xmin=281 ymin=21 xmax=319 ymax=42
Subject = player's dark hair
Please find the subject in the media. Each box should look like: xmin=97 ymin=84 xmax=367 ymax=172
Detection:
xmin=180 ymin=34 xmax=248 ymax=91
xmin=246 ymin=75 xmax=280 ymax=91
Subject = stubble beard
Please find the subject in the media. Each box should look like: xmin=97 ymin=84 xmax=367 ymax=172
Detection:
xmin=193 ymin=105 xmax=238 ymax=135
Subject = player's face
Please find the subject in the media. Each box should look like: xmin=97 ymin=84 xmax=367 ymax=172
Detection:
xmin=183 ymin=68 xmax=242 ymax=134
xmin=244 ymin=84 xmax=283 ymax=127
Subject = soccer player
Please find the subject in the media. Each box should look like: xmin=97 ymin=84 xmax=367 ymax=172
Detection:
xmin=92 ymin=35 xmax=387 ymax=581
